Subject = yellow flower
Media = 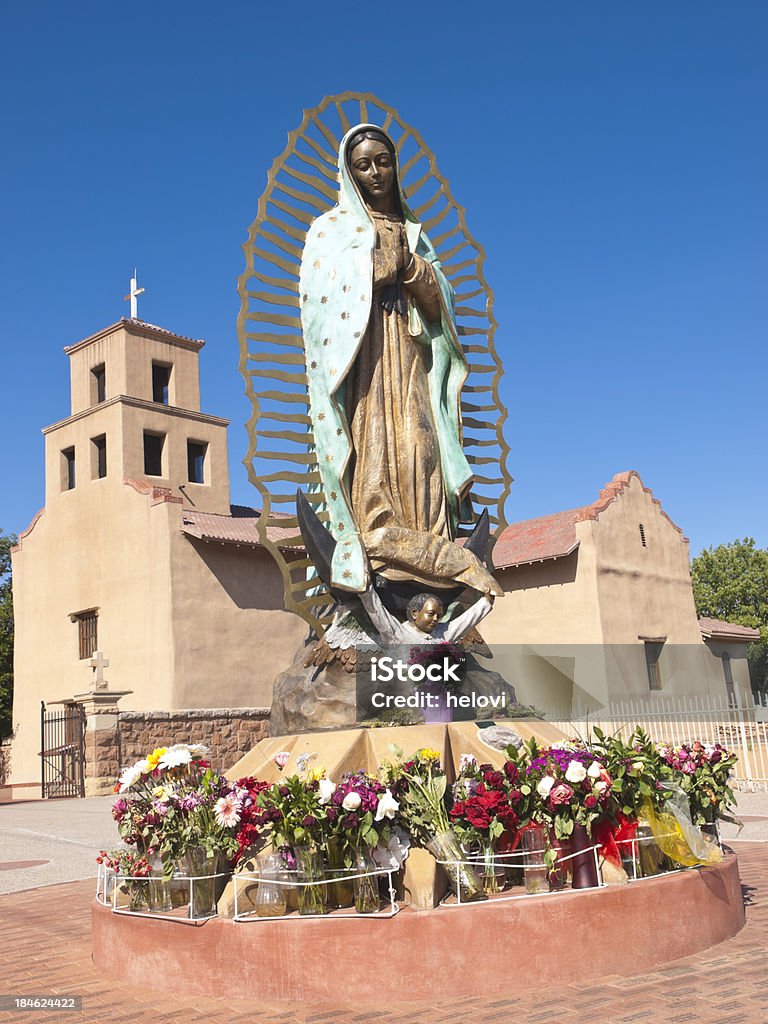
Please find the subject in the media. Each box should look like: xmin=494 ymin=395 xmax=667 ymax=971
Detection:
xmin=418 ymin=747 xmax=441 ymax=762
xmin=145 ymin=747 xmax=168 ymax=771
xmin=308 ymin=765 xmax=327 ymax=782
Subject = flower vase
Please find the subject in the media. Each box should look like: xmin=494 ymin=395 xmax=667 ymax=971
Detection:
xmin=279 ymin=847 xmax=299 ymax=910
xmin=323 ymin=838 xmax=354 ymax=909
xmin=294 ymin=845 xmax=327 ymax=916
xmin=253 ymin=853 xmax=287 ymax=918
xmin=352 ymin=849 xmax=380 ymax=914
xmin=637 ymin=824 xmax=665 ymax=877
xmin=570 ymin=824 xmax=600 ymax=889
xmin=146 ymin=854 xmax=172 ymax=912
xmin=520 ymin=824 xmax=549 ymax=894
xmin=420 ymin=682 xmax=453 ymax=724
xmin=547 ymin=832 xmax=571 ymax=891
xmin=478 ymin=838 xmax=505 ymax=895
xmin=426 ymin=829 xmax=486 ymax=903
xmin=169 ymin=866 xmax=189 ymax=910
xmin=121 ymin=878 xmax=147 ymax=912
xmin=182 ymin=846 xmax=219 ymax=918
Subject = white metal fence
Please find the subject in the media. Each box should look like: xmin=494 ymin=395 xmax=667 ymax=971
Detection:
xmin=547 ymin=691 xmax=768 ymax=792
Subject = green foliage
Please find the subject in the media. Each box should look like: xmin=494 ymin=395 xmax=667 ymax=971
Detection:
xmin=691 ymin=537 xmax=768 ymax=633
xmin=0 ymin=531 xmax=16 ymax=738
xmin=749 ymin=640 xmax=768 ymax=696
xmin=486 ymin=702 xmax=546 ymax=721
xmin=691 ymin=537 xmax=768 ymax=693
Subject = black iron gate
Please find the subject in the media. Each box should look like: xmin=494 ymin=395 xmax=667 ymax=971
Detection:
xmin=40 ymin=701 xmax=85 ymax=798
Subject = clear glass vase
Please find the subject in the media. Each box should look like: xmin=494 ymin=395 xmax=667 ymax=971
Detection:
xmin=521 ymin=824 xmax=549 ymax=895
xmin=147 ymin=853 xmax=172 ymax=912
xmin=120 ymin=877 xmax=148 ymax=912
xmin=478 ymin=838 xmax=505 ymax=895
xmin=547 ymin=830 xmax=571 ymax=891
xmin=293 ymin=845 xmax=327 ymax=915
xmin=352 ymin=848 xmax=380 ymax=914
xmin=426 ymin=829 xmax=486 ymax=903
xmin=323 ymin=837 xmax=354 ymax=909
xmin=253 ymin=853 xmax=287 ymax=918
xmin=637 ymin=824 xmax=665 ymax=877
xmin=182 ymin=846 xmax=219 ymax=918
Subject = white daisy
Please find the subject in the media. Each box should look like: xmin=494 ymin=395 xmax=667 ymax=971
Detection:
xmin=118 ymin=758 xmax=150 ymax=793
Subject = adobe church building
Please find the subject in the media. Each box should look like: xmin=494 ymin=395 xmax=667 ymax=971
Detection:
xmin=482 ymin=471 xmax=758 ymax=713
xmin=8 ymin=319 xmax=305 ymax=798
xmin=5 ymin=319 xmax=756 ymax=798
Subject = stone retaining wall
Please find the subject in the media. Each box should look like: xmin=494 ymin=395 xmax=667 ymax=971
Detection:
xmin=117 ymin=709 xmax=271 ymax=773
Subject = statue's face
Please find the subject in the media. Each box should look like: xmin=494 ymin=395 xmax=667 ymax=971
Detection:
xmin=411 ymin=597 xmax=444 ymax=634
xmin=349 ymin=137 xmax=395 ymax=206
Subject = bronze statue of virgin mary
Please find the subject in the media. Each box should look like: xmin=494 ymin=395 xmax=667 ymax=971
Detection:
xmin=299 ymin=124 xmax=501 ymax=599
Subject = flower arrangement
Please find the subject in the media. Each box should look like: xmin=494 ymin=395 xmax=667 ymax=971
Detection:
xmin=99 ymin=729 xmax=739 ymax=916
xmin=590 ymin=727 xmax=671 ymax=818
xmin=256 ymin=771 xmax=329 ymax=851
xmin=327 ymin=771 xmax=398 ymax=857
xmin=111 ymin=743 xmax=240 ymax=874
xmin=380 ymin=746 xmax=451 ymax=845
xmin=231 ymin=776 xmax=270 ymax=864
xmin=449 ymin=756 xmax=523 ymax=893
xmin=449 ymin=758 xmax=521 ymax=850
xmin=521 ymin=739 xmax=615 ymax=840
xmin=657 ymin=740 xmax=737 ymax=826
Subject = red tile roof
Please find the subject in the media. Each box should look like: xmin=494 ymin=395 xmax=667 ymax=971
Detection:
xmin=698 ymin=617 xmax=761 ymax=641
xmin=492 ymin=470 xmax=686 ymax=570
xmin=180 ymin=505 xmax=302 ymax=549
xmin=492 ymin=508 xmax=581 ymax=569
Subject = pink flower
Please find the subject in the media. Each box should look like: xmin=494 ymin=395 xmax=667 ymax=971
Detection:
xmin=549 ymin=783 xmax=574 ymax=806
xmin=273 ymin=751 xmax=291 ymax=770
xmin=214 ymin=795 xmax=242 ymax=827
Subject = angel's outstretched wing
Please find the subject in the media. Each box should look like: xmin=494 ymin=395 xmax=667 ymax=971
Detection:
xmin=237 ymin=92 xmax=512 ymax=636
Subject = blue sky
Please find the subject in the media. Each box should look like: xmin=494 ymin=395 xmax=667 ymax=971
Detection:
xmin=1 ymin=2 xmax=765 ymax=555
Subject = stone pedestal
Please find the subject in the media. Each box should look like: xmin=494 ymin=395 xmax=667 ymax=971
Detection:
xmin=71 ymin=688 xmax=132 ymax=797
xmin=269 ymin=643 xmax=518 ymax=737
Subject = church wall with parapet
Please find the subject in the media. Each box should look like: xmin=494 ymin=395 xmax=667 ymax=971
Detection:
xmin=167 ymin=532 xmax=307 ymax=711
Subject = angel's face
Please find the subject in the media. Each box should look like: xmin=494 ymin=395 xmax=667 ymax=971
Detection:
xmin=411 ymin=597 xmax=444 ymax=634
xmin=349 ymin=138 xmax=395 ymax=206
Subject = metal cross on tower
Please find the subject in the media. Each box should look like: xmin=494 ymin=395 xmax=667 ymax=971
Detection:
xmin=124 ymin=270 xmax=146 ymax=320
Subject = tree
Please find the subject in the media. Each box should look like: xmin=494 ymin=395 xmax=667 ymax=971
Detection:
xmin=691 ymin=538 xmax=768 ymax=694
xmin=0 ymin=531 xmax=15 ymax=737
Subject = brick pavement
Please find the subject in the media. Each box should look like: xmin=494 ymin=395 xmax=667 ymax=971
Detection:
xmin=0 ymin=843 xmax=766 ymax=1024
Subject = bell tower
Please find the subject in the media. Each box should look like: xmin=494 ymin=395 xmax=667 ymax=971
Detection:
xmin=42 ymin=318 xmax=230 ymax=514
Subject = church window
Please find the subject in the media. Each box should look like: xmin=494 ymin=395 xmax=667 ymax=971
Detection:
xmin=187 ymin=441 xmax=207 ymax=484
xmin=152 ymin=362 xmax=172 ymax=405
xmin=61 ymin=447 xmax=76 ymax=490
xmin=639 ymin=524 xmax=647 ymax=547
xmin=143 ymin=432 xmax=165 ymax=476
xmin=92 ymin=435 xmax=107 ymax=479
xmin=72 ymin=609 xmax=98 ymax=660
xmin=91 ymin=364 xmax=106 ymax=404
xmin=644 ymin=641 xmax=663 ymax=691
